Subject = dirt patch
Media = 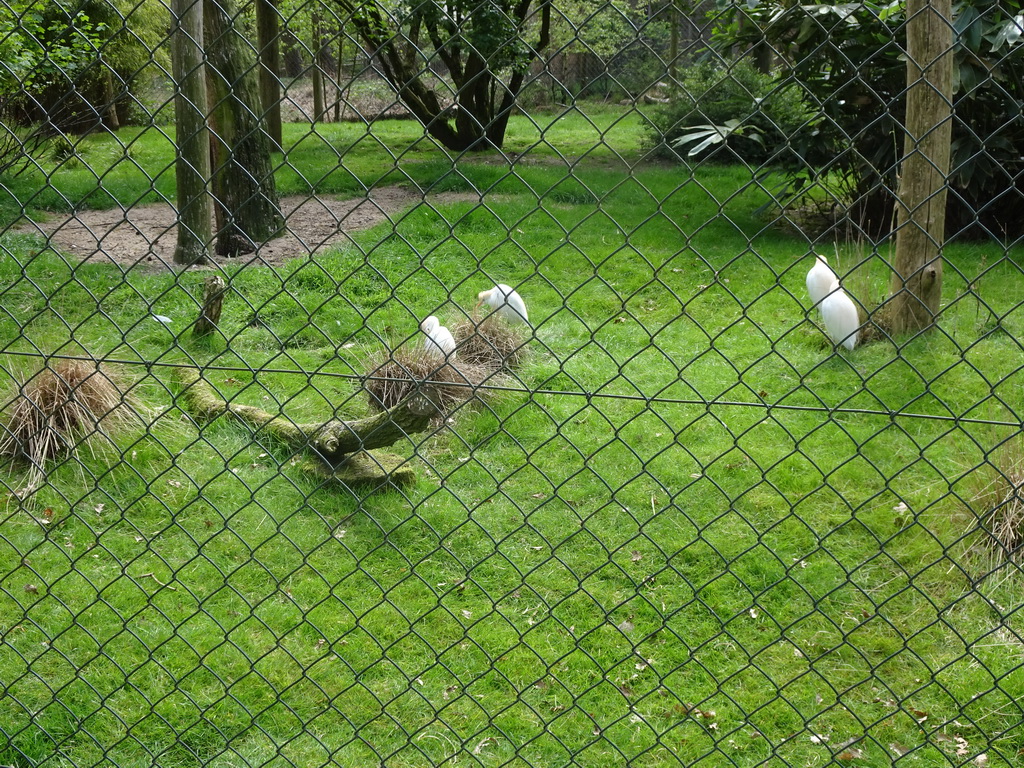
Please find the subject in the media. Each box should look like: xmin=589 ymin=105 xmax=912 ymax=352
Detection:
xmin=16 ymin=187 xmax=478 ymax=272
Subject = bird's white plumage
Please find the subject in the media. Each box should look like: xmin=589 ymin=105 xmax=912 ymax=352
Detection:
xmin=420 ymin=315 xmax=456 ymax=359
xmin=477 ymin=283 xmax=529 ymax=325
xmin=806 ymin=254 xmax=839 ymax=310
xmin=820 ymin=281 xmax=860 ymax=351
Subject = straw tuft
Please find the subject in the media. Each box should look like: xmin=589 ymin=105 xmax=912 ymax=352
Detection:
xmin=451 ymin=316 xmax=529 ymax=369
xmin=363 ymin=348 xmax=494 ymax=417
xmin=1 ymin=358 xmax=136 ymax=488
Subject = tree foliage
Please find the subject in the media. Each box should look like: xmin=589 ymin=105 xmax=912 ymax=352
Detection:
xmin=333 ymin=0 xmax=551 ymax=150
xmin=0 ymin=1 xmax=103 ymax=95
xmin=2 ymin=1 xmax=166 ymax=132
xmin=646 ymin=57 xmax=813 ymax=165
xmin=708 ymin=0 xmax=1024 ymax=240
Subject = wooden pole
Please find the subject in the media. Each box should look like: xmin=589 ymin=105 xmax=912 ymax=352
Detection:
xmin=887 ymin=0 xmax=953 ymax=334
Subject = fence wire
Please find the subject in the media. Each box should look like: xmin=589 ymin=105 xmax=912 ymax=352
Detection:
xmin=1 ymin=0 xmax=1023 ymax=766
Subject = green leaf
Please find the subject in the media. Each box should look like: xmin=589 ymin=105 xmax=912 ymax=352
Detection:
xmin=991 ymin=14 xmax=1024 ymax=50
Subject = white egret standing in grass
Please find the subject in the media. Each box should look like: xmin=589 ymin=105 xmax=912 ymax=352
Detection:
xmin=821 ymin=280 xmax=860 ymax=351
xmin=420 ymin=316 xmax=456 ymax=359
xmin=476 ymin=283 xmax=529 ymax=325
xmin=806 ymin=254 xmax=839 ymax=310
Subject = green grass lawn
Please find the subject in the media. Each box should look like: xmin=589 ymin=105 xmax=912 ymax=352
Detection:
xmin=1 ymin=105 xmax=1024 ymax=768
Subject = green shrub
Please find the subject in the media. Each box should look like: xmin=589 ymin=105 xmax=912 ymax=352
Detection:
xmin=645 ymin=58 xmax=813 ymax=165
xmin=714 ymin=1 xmax=1024 ymax=241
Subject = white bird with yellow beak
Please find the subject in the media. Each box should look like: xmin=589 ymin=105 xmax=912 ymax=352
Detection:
xmin=806 ymin=254 xmax=839 ymax=310
xmin=477 ymin=283 xmax=529 ymax=326
xmin=420 ymin=315 xmax=456 ymax=359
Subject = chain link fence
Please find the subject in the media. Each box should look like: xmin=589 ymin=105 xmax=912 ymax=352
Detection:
xmin=1 ymin=0 xmax=1023 ymax=766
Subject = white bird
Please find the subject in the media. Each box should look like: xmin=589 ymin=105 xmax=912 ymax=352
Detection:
xmin=476 ymin=283 xmax=529 ymax=325
xmin=820 ymin=280 xmax=860 ymax=351
xmin=420 ymin=315 xmax=456 ymax=360
xmin=806 ymin=254 xmax=839 ymax=310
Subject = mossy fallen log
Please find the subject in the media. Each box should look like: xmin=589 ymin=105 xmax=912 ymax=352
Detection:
xmin=173 ymin=366 xmax=435 ymax=486
xmin=292 ymin=452 xmax=416 ymax=488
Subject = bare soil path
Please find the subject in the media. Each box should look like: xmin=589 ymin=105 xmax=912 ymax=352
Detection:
xmin=16 ymin=187 xmax=477 ymax=271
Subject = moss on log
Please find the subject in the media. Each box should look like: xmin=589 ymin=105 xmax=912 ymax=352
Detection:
xmin=172 ymin=367 xmax=435 ymax=484
xmin=296 ymin=452 xmax=417 ymax=488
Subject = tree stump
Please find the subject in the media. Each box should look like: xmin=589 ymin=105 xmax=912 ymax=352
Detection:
xmin=193 ymin=275 xmax=227 ymax=338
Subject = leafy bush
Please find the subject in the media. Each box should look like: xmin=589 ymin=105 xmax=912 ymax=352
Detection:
xmin=645 ymin=58 xmax=814 ymax=165
xmin=2 ymin=0 xmax=167 ymax=133
xmin=714 ymin=0 xmax=1024 ymax=240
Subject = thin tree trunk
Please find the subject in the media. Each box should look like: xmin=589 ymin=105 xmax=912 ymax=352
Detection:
xmin=101 ymin=66 xmax=120 ymax=131
xmin=256 ymin=0 xmax=282 ymax=150
xmin=887 ymin=0 xmax=953 ymax=334
xmin=334 ymin=33 xmax=344 ymax=122
xmin=669 ymin=1 xmax=679 ymax=83
xmin=171 ymin=0 xmax=211 ymax=266
xmin=204 ymin=0 xmax=284 ymax=256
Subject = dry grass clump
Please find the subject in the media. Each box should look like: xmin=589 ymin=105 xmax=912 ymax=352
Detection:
xmin=450 ymin=316 xmax=529 ymax=369
xmin=0 ymin=359 xmax=136 ymax=485
xmin=970 ymin=442 xmax=1024 ymax=564
xmin=363 ymin=348 xmax=494 ymax=416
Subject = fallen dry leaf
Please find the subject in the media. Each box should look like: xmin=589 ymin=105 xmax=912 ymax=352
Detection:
xmin=631 ymin=551 xmax=642 ymax=562
xmin=837 ymin=748 xmax=864 ymax=760
xmin=889 ymin=742 xmax=909 ymax=756
xmin=472 ymin=737 xmax=498 ymax=755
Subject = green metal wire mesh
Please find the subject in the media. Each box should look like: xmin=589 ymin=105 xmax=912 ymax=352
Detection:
xmin=1 ymin=1 xmax=1023 ymax=766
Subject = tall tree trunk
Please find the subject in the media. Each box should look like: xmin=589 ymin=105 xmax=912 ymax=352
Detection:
xmin=171 ymin=0 xmax=212 ymax=266
xmin=669 ymin=1 xmax=679 ymax=83
xmin=256 ymin=0 xmax=282 ymax=150
xmin=312 ymin=12 xmax=325 ymax=123
xmin=333 ymin=33 xmax=345 ymax=122
xmin=204 ymin=0 xmax=284 ymax=257
xmin=887 ymin=0 xmax=953 ymax=334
